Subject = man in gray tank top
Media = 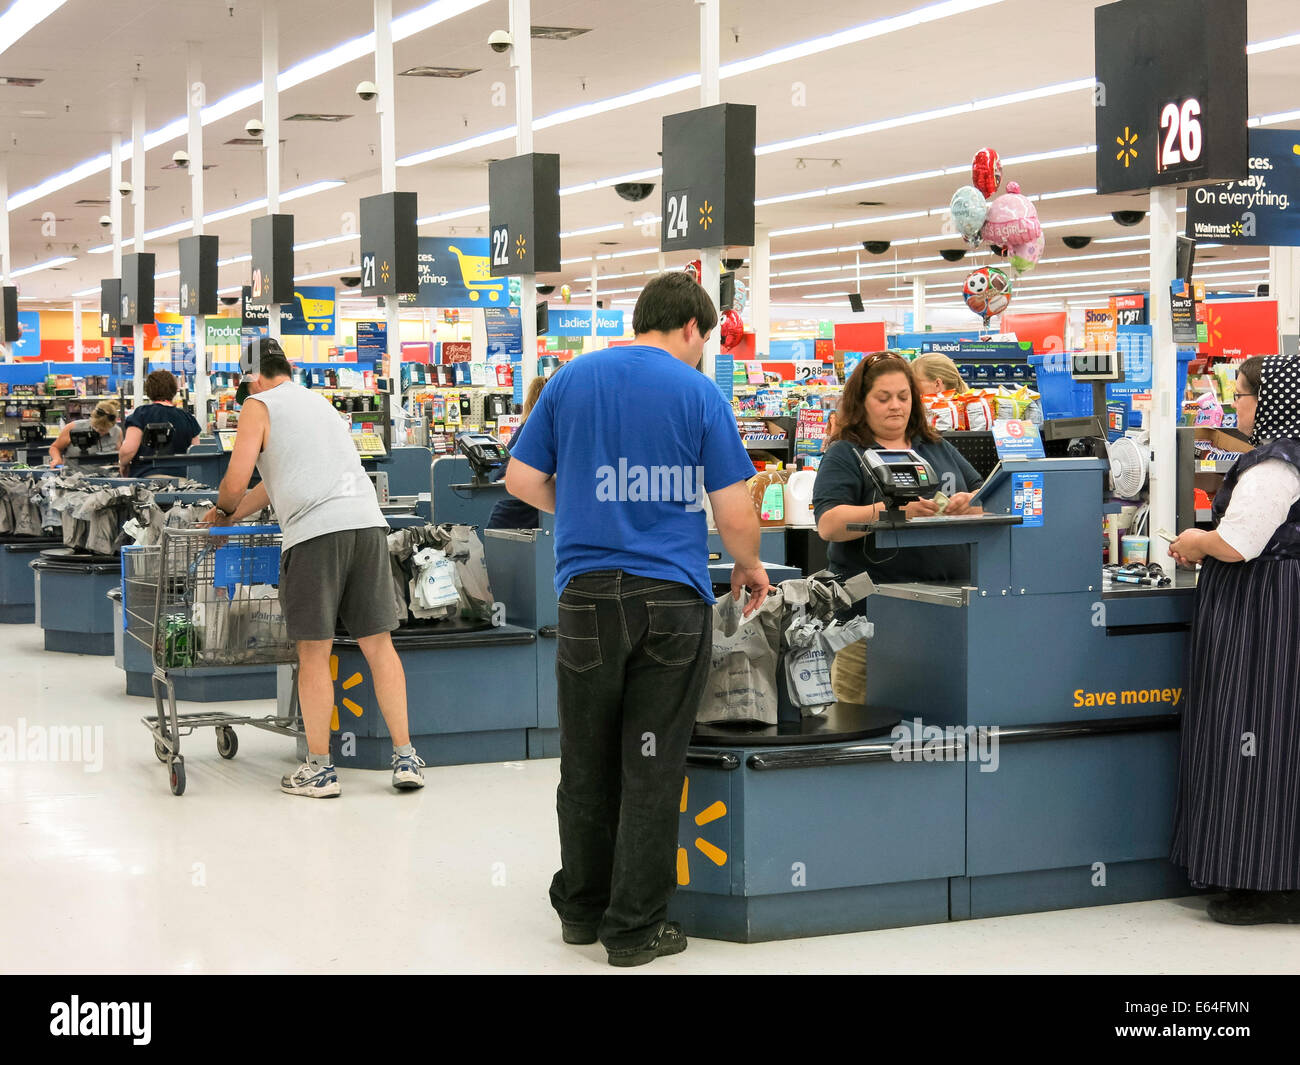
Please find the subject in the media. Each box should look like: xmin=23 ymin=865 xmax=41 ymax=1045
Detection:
xmin=204 ymin=338 xmax=424 ymax=797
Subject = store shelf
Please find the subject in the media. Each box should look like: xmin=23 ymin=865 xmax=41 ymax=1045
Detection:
xmin=742 ymin=438 xmax=791 ymax=450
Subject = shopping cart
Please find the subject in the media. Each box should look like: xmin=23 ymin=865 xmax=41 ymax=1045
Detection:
xmin=447 ymin=245 xmax=503 ymax=302
xmin=125 ymin=525 xmax=302 ymax=795
xmin=293 ymin=291 xmax=335 ymax=331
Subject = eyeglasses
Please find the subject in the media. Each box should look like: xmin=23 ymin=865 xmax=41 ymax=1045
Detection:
xmin=862 ymin=352 xmax=907 ymax=369
xmin=1235 ymin=391 xmax=1256 ymax=399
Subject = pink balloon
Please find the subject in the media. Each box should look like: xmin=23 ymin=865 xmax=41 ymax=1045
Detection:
xmin=982 ymin=189 xmax=1042 ymax=248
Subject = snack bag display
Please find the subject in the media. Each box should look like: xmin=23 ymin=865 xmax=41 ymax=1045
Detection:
xmin=1015 ymin=384 xmax=1044 ymax=426
xmin=994 ymin=385 xmax=1020 ymax=421
xmin=1194 ymin=390 xmax=1224 ymax=427
xmin=959 ymin=390 xmax=995 ymax=432
xmin=924 ymin=390 xmax=964 ymax=432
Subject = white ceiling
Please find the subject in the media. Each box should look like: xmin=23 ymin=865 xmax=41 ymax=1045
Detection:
xmin=3 ymin=0 xmax=1297 ymax=314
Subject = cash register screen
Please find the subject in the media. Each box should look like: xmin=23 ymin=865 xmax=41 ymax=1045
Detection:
xmin=874 ymin=451 xmax=917 ymax=464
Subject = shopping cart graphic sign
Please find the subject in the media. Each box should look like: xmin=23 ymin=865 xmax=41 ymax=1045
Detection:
xmin=243 ymin=286 xmax=336 ymax=335
xmin=213 ymin=544 xmax=280 ymax=595
xmin=401 ymin=238 xmax=507 ymax=308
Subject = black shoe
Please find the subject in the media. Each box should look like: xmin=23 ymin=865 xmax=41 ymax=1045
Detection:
xmin=1207 ymin=889 xmax=1300 ymax=925
xmin=607 ymin=921 xmax=688 ymax=968
xmin=561 ymin=921 xmax=598 ymax=945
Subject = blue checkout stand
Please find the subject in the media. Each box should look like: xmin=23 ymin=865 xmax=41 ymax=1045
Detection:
xmin=669 ymin=457 xmax=1198 ymax=941
xmin=0 ymin=537 xmax=63 ymax=622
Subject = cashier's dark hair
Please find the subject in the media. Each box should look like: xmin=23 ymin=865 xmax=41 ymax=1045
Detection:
xmin=258 ymin=336 xmax=293 ymax=379
xmin=833 ymin=353 xmax=938 ymax=447
xmin=632 ymin=271 xmax=718 ymax=337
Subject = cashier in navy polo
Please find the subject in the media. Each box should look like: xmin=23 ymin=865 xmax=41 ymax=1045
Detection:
xmin=813 ymin=352 xmax=983 ymax=703
xmin=1169 ymin=355 xmax=1300 ymax=926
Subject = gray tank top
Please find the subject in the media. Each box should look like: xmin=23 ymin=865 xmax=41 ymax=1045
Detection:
xmin=65 ymin=418 xmax=122 ymax=456
xmin=246 ymin=381 xmax=386 ymax=551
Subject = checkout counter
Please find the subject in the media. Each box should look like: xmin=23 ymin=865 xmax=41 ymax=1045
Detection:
xmin=668 ymin=456 xmax=1197 ymax=941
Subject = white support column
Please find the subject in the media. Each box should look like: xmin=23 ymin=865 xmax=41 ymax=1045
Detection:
xmin=263 ymin=0 xmax=281 ymax=342
xmin=73 ymin=300 xmax=83 ymax=361
xmin=697 ymin=0 xmax=721 ymax=379
xmin=912 ymin=278 xmax=926 ymax=334
xmin=590 ymin=254 xmax=599 ymax=350
xmin=751 ymin=225 xmax=770 ymax=358
xmin=1147 ymin=186 xmax=1179 ymax=566
xmin=1271 ymin=246 xmax=1300 ymax=352
xmin=0 ymin=157 xmax=10 ymax=362
xmin=375 ymin=0 xmax=401 ymax=394
xmin=188 ymin=42 xmax=209 ymax=424
xmin=510 ymin=0 xmax=537 ymax=399
xmin=111 ymin=135 xmax=123 ymax=279
xmin=131 ymin=80 xmax=146 ymax=407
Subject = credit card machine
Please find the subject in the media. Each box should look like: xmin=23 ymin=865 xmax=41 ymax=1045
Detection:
xmin=859 ymin=448 xmax=939 ymax=519
xmin=456 ymin=431 xmax=510 ymax=485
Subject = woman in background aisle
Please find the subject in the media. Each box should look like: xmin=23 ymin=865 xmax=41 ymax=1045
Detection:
xmin=911 ymin=353 xmax=968 ymax=396
xmin=48 ymin=400 xmax=121 ymax=467
xmin=1170 ymin=355 xmax=1300 ymax=924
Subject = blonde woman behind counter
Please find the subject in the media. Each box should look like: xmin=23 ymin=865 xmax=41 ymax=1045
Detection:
xmin=49 ymin=400 xmax=122 ymax=467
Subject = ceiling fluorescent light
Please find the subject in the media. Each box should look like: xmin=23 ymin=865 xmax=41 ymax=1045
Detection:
xmin=1247 ymin=32 xmax=1300 ymax=54
xmin=559 ymin=223 xmax=624 ymax=239
xmin=416 ymin=204 xmax=488 ymax=226
xmin=10 ymin=254 xmax=75 ymax=278
xmin=0 ymin=0 xmax=69 ymax=61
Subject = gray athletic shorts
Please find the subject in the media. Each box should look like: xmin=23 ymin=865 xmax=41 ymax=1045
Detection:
xmin=280 ymin=526 xmax=397 ymax=642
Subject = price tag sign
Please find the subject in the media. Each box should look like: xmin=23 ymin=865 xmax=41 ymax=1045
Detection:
xmin=488 ymin=153 xmax=560 ymax=277
xmin=661 ymin=103 xmax=756 ymax=253
xmin=1094 ymin=0 xmax=1247 ymax=195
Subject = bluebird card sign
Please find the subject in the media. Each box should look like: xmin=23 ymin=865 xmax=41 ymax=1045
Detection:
xmin=1094 ymin=0 xmax=1247 ymax=195
xmin=121 ymin=252 xmax=155 ymax=326
xmin=361 ymin=191 xmax=419 ymax=297
xmin=488 ymin=153 xmax=561 ymax=277
xmin=179 ymin=234 xmax=219 ymax=317
xmin=0 ymin=286 xmax=18 ymax=343
xmin=661 ymin=103 xmax=756 ymax=252
xmin=1187 ymin=130 xmax=1300 ymax=247
xmin=251 ymin=214 xmax=294 ymax=305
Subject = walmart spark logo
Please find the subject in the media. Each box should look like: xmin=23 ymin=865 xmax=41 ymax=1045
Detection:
xmin=515 ymin=234 xmax=528 ymax=258
xmin=676 ymin=776 xmax=728 ymax=885
xmin=1231 ymin=220 xmax=1244 ymax=236
xmin=1116 ymin=126 xmax=1139 ymax=168
xmin=330 ymin=654 xmax=365 ymax=731
xmin=1208 ymin=310 xmax=1223 ymax=346
xmin=698 ymin=200 xmax=714 ymax=230
xmin=380 ymin=260 xmax=391 ymax=285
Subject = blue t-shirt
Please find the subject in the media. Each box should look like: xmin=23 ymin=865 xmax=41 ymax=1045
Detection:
xmin=124 ymin=403 xmax=202 ymax=475
xmin=510 ymin=346 xmax=756 ymax=600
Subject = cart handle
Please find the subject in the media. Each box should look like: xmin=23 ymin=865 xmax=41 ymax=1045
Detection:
xmin=206 ymin=524 xmax=281 ymax=536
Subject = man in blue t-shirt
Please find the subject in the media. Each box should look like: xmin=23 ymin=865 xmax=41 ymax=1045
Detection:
xmin=117 ymin=369 xmax=202 ymax=477
xmin=508 ymin=271 xmax=768 ymax=967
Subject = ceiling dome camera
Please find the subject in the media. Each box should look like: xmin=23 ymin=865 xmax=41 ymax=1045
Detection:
xmin=537 ymin=284 xmax=555 ymax=295
xmin=1062 ymin=235 xmax=1093 ymax=250
xmin=340 ymin=276 xmax=361 ymax=288
xmin=98 ymin=215 xmax=113 ymax=229
xmin=614 ymin=182 xmax=655 ymax=202
xmin=863 ymin=240 xmax=891 ymax=255
xmin=220 ymin=295 xmax=240 ymax=306
xmin=117 ymin=181 xmax=133 ymax=197
xmin=1112 ymin=210 xmax=1145 ymax=227
xmin=723 ymin=258 xmax=745 ymax=270
xmin=488 ymin=29 xmax=514 ymax=53
xmin=939 ymin=248 xmax=967 ymax=262
xmin=356 ymin=81 xmax=378 ymax=102
xmin=172 ymin=149 xmax=190 ymax=168
xmin=245 ymin=117 xmax=264 ymax=139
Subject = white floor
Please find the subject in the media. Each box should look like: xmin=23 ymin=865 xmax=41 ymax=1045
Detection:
xmin=2 ymin=622 xmax=1298 ymax=975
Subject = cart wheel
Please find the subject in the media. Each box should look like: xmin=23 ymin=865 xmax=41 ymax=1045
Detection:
xmin=169 ymin=758 xmax=186 ymax=796
xmin=216 ymin=727 xmax=238 ymax=760
xmin=154 ymin=740 xmax=169 ymax=763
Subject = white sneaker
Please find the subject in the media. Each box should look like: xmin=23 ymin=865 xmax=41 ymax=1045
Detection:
xmin=391 ymin=751 xmax=426 ymax=789
xmin=280 ymin=761 xmax=341 ymax=797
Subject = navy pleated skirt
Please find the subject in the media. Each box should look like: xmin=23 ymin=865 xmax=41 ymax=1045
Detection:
xmin=1171 ymin=556 xmax=1300 ymax=890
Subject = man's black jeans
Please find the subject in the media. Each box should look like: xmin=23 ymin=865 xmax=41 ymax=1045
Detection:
xmin=548 ymin=570 xmax=712 ymax=951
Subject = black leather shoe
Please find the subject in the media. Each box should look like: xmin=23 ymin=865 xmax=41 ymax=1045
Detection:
xmin=1207 ymin=889 xmax=1300 ymax=925
xmin=607 ymin=921 xmax=688 ymax=967
xmin=561 ymin=921 xmax=598 ymax=945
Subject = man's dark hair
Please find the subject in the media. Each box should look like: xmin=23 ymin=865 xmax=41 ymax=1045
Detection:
xmin=258 ymin=336 xmax=293 ymax=379
xmin=144 ymin=369 xmax=179 ymax=402
xmin=632 ymin=272 xmax=718 ymax=337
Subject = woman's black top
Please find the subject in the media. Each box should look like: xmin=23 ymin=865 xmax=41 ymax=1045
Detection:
xmin=812 ymin=435 xmax=983 ymax=584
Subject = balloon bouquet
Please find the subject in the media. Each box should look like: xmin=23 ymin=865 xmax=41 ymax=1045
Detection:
xmin=947 ymin=147 xmax=1044 ymax=325
xmin=685 ymin=258 xmax=748 ymax=352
